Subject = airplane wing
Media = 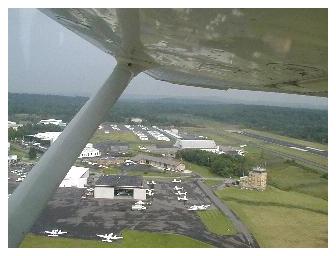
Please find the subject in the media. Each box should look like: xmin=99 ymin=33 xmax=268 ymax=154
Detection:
xmin=40 ymin=8 xmax=327 ymax=96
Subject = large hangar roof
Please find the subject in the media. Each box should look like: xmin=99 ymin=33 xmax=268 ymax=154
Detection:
xmin=95 ymin=175 xmax=143 ymax=188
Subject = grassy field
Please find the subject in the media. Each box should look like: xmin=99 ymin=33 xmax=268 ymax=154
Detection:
xmin=215 ymin=187 xmax=328 ymax=247
xmin=184 ymin=161 xmax=222 ymax=178
xmin=268 ymin=162 xmax=328 ymax=200
xmin=102 ymin=166 xmax=121 ymax=175
xmin=9 ymin=143 xmax=28 ymax=159
xmin=20 ymin=230 xmax=213 ymax=248
xmin=197 ymin=209 xmax=236 ymax=235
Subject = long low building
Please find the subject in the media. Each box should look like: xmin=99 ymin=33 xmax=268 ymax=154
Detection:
xmin=174 ymin=139 xmax=218 ymax=152
xmin=94 ymin=175 xmax=146 ymax=200
xmin=59 ymin=166 xmax=89 ymax=188
xmin=132 ymin=154 xmax=185 ymax=171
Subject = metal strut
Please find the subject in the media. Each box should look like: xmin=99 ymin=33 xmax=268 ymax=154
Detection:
xmin=8 ymin=62 xmax=138 ymax=247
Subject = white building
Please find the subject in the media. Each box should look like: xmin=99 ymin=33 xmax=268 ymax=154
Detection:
xmin=94 ymin=175 xmax=146 ymax=200
xmin=79 ymin=143 xmax=101 ymax=158
xmin=29 ymin=132 xmax=62 ymax=144
xmin=131 ymin=118 xmax=143 ymax=123
xmin=8 ymin=121 xmax=23 ymax=130
xmin=59 ymin=166 xmax=89 ymax=188
xmin=39 ymin=119 xmax=66 ymax=127
xmin=174 ymin=139 xmax=217 ymax=152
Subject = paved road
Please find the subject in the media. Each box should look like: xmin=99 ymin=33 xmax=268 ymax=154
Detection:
xmin=239 ymin=131 xmax=327 ymax=157
xmin=196 ymin=180 xmax=259 ymax=248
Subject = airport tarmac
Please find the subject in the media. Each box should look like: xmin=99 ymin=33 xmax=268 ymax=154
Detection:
xmin=15 ymin=179 xmax=253 ymax=247
xmin=238 ymin=131 xmax=328 ymax=157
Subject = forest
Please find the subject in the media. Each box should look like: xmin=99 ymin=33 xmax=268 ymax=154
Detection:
xmin=8 ymin=93 xmax=328 ymax=144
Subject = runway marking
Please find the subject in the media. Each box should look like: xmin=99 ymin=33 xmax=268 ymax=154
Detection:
xmin=289 ymin=146 xmax=308 ymax=152
xmin=305 ymin=146 xmax=325 ymax=152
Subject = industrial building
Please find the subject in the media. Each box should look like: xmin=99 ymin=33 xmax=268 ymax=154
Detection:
xmin=240 ymin=166 xmax=267 ymax=191
xmin=79 ymin=143 xmax=101 ymax=158
xmin=94 ymin=175 xmax=146 ymax=200
xmin=94 ymin=141 xmax=129 ymax=156
xmin=59 ymin=166 xmax=89 ymax=188
xmin=8 ymin=121 xmax=23 ymax=130
xmin=25 ymin=132 xmax=62 ymax=146
xmin=132 ymin=154 xmax=185 ymax=171
xmin=38 ymin=118 xmax=67 ymax=127
xmin=174 ymin=139 xmax=218 ymax=152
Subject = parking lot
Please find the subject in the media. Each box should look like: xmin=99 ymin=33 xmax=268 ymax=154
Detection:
xmin=9 ymin=169 xmax=251 ymax=247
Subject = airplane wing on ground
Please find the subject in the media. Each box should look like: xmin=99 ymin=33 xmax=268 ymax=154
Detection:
xmin=40 ymin=8 xmax=327 ymax=96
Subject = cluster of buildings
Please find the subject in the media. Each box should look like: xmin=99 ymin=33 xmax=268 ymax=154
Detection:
xmin=8 ymin=121 xmax=23 ymax=130
xmin=79 ymin=143 xmax=101 ymax=158
xmin=132 ymin=154 xmax=186 ymax=172
xmin=239 ymin=167 xmax=267 ymax=191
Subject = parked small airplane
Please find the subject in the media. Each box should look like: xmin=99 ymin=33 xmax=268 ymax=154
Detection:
xmin=177 ymin=195 xmax=188 ymax=201
xmin=172 ymin=179 xmax=182 ymax=183
xmin=44 ymin=229 xmax=67 ymax=237
xmin=86 ymin=188 xmax=94 ymax=192
xmin=132 ymin=204 xmax=146 ymax=211
xmin=175 ymin=191 xmax=187 ymax=196
xmin=135 ymin=200 xmax=146 ymax=205
xmin=147 ymin=180 xmax=156 ymax=185
xmin=188 ymin=205 xmax=210 ymax=211
xmin=97 ymin=233 xmax=123 ymax=242
xmin=15 ymin=177 xmax=24 ymax=182
xmin=173 ymin=186 xmax=183 ymax=191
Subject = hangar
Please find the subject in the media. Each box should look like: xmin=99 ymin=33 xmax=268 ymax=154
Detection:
xmin=132 ymin=154 xmax=185 ymax=171
xmin=94 ymin=175 xmax=146 ymax=200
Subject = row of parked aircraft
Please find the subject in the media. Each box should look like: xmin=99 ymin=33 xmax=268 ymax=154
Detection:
xmin=173 ymin=186 xmax=188 ymax=201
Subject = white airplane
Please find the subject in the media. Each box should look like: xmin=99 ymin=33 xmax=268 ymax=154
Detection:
xmin=177 ymin=195 xmax=188 ymax=201
xmin=132 ymin=204 xmax=146 ymax=211
xmin=172 ymin=179 xmax=182 ymax=183
xmin=188 ymin=205 xmax=211 ymax=211
xmin=16 ymin=177 xmax=24 ymax=182
xmin=175 ymin=191 xmax=187 ymax=196
xmin=97 ymin=233 xmax=123 ymax=242
xmin=87 ymin=188 xmax=94 ymax=192
xmin=147 ymin=180 xmax=156 ymax=185
xmin=44 ymin=229 xmax=67 ymax=237
xmin=173 ymin=186 xmax=183 ymax=191
xmin=135 ymin=200 xmax=146 ymax=205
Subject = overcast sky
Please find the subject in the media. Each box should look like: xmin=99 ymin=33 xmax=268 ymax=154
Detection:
xmin=8 ymin=8 xmax=327 ymax=109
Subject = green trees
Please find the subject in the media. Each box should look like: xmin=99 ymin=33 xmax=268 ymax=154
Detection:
xmin=176 ymin=149 xmax=248 ymax=177
xmin=28 ymin=147 xmax=37 ymax=159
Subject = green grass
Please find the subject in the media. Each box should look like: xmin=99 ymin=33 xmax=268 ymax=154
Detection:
xmin=203 ymin=179 xmax=223 ymax=187
xmin=197 ymin=209 xmax=236 ymax=235
xmin=268 ymin=162 xmax=328 ymax=200
xmin=20 ymin=230 xmax=213 ymax=248
xmin=215 ymin=187 xmax=328 ymax=247
xmin=184 ymin=161 xmax=221 ymax=178
xmin=9 ymin=143 xmax=28 ymax=159
xmin=102 ymin=166 xmax=121 ymax=175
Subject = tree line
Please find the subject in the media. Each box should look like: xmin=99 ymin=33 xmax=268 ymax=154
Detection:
xmin=8 ymin=93 xmax=328 ymax=144
xmin=176 ymin=149 xmax=249 ymax=177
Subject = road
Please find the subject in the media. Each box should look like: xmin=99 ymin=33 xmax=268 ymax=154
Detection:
xmin=196 ymin=180 xmax=259 ymax=248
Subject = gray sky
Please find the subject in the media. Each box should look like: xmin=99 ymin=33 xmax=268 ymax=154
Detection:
xmin=8 ymin=8 xmax=327 ymax=109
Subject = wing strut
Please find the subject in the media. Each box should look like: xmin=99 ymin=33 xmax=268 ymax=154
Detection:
xmin=8 ymin=62 xmax=139 ymax=247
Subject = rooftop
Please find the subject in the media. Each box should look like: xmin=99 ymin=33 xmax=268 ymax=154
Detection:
xmin=95 ymin=175 xmax=143 ymax=187
xmin=174 ymin=139 xmax=217 ymax=149
xmin=64 ymin=166 xmax=89 ymax=180
xmin=132 ymin=154 xmax=182 ymax=166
